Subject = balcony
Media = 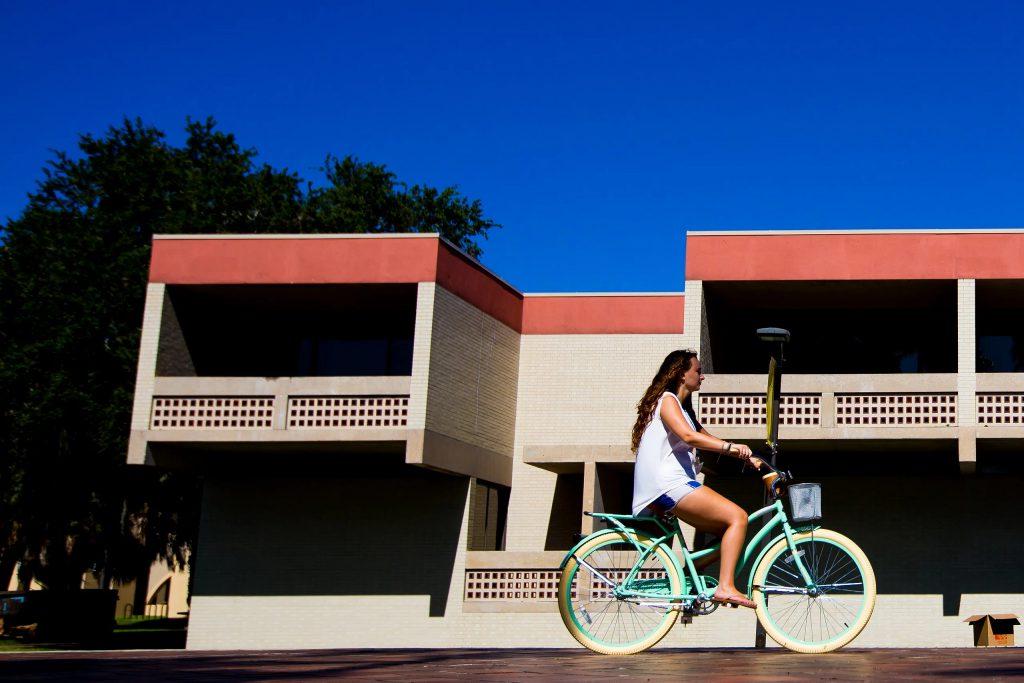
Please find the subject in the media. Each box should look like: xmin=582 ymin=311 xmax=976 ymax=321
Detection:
xmin=462 ymin=551 xmax=570 ymax=613
xmin=698 ymin=374 xmax=960 ymax=440
xmin=976 ymin=373 xmax=1024 ymax=438
xmin=145 ymin=376 xmax=411 ymax=444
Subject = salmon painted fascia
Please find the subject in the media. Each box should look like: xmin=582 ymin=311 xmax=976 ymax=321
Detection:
xmin=521 ymin=295 xmax=684 ymax=334
xmin=148 ymin=234 xmax=687 ymax=334
xmin=686 ymin=232 xmax=1024 ymax=281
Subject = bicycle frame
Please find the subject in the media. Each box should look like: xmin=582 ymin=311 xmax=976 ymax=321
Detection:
xmin=587 ymin=499 xmax=816 ymax=604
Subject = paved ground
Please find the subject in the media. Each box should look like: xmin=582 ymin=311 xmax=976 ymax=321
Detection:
xmin=2 ymin=647 xmax=1024 ymax=681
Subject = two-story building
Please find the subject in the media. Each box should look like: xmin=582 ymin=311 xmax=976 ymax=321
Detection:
xmin=127 ymin=229 xmax=1024 ymax=649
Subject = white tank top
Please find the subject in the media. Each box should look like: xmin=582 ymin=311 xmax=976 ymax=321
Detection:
xmin=632 ymin=392 xmax=703 ymax=515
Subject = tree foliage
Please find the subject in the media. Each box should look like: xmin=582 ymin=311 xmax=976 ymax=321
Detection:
xmin=0 ymin=118 xmax=499 ymax=591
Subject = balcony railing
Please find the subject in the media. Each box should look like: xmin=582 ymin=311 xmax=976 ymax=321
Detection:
xmin=462 ymin=551 xmax=678 ymax=609
xmin=464 ymin=569 xmax=562 ymax=602
xmin=977 ymin=393 xmax=1024 ymax=425
xmin=700 ymin=394 xmax=821 ymax=427
xmin=151 ymin=397 xmax=275 ymax=430
xmin=700 ymin=392 xmax=958 ymax=428
xmin=698 ymin=374 xmax=962 ymax=432
xmin=835 ymin=393 xmax=956 ymax=426
xmin=148 ymin=376 xmax=410 ymax=433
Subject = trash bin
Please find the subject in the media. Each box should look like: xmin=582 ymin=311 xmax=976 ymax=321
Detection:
xmin=964 ymin=614 xmax=1020 ymax=647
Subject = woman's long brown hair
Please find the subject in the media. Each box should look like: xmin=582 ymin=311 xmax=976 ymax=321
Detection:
xmin=631 ymin=350 xmax=698 ymax=452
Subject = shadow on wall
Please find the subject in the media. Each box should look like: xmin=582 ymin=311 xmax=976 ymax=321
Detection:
xmin=545 ymin=472 xmax=583 ymax=550
xmin=709 ymin=472 xmax=1024 ymax=616
xmin=193 ymin=463 xmax=468 ymax=617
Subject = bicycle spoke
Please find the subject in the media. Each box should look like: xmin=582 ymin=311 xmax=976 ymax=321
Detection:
xmin=564 ymin=537 xmax=678 ymax=650
xmin=757 ymin=537 xmax=867 ymax=647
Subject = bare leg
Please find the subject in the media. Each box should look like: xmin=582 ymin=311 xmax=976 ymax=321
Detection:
xmin=692 ymin=547 xmax=720 ymax=572
xmin=672 ymin=486 xmax=752 ymax=608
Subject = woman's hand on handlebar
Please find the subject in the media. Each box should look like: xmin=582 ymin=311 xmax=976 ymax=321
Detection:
xmin=732 ymin=443 xmax=753 ymax=459
xmin=730 ymin=443 xmax=764 ymax=470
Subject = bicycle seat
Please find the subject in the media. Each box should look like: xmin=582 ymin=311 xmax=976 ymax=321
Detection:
xmin=586 ymin=511 xmax=675 ymax=528
xmin=586 ymin=511 xmax=659 ymax=522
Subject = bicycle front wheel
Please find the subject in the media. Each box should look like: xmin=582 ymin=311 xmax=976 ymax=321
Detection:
xmin=752 ymin=528 xmax=876 ymax=654
xmin=558 ymin=530 xmax=682 ymax=655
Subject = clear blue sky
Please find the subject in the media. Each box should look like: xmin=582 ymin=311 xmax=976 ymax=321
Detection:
xmin=3 ymin=2 xmax=1023 ymax=292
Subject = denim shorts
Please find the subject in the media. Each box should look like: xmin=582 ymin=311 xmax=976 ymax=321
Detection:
xmin=648 ymin=480 xmax=702 ymax=515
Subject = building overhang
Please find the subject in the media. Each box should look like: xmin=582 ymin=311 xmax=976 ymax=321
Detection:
xmin=149 ymin=233 xmax=686 ymax=335
xmin=686 ymin=229 xmax=1024 ymax=281
xmin=142 ymin=427 xmax=512 ymax=486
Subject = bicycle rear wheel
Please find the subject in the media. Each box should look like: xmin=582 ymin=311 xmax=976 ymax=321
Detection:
xmin=558 ymin=530 xmax=682 ymax=655
xmin=752 ymin=528 xmax=876 ymax=653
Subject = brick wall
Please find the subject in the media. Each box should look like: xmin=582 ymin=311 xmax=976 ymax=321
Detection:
xmin=505 ymin=334 xmax=685 ymax=550
xmin=709 ymin=472 xmax=1024 ymax=647
xmin=424 ymin=285 xmax=520 ymax=458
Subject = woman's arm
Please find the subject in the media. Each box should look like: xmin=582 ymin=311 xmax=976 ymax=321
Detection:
xmin=700 ymin=427 xmax=765 ymax=468
xmin=660 ymin=398 xmax=758 ymax=464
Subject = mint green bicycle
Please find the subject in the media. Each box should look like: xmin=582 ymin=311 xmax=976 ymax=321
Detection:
xmin=559 ymin=329 xmax=876 ymax=653
xmin=557 ymin=464 xmax=876 ymax=654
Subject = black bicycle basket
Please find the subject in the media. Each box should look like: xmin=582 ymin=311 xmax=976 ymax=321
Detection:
xmin=786 ymin=482 xmax=822 ymax=525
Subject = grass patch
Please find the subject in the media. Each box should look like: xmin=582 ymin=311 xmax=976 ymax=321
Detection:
xmin=0 ymin=637 xmax=47 ymax=652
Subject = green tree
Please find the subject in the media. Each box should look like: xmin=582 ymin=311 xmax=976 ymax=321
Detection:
xmin=0 ymin=117 xmax=499 ymax=592
xmin=307 ymin=155 xmax=497 ymax=259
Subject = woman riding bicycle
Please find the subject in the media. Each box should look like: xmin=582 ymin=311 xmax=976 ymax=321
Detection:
xmin=632 ymin=349 xmax=764 ymax=609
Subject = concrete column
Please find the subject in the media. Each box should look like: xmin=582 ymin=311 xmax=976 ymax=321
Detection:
xmin=682 ymin=279 xmax=705 ymax=360
xmin=683 ymin=280 xmax=706 ymax=420
xmin=957 ymin=279 xmax=977 ymax=474
xmin=127 ymin=283 xmax=166 ymax=465
xmin=820 ymin=392 xmax=836 ymax=429
xmin=581 ymin=461 xmax=597 ymax=535
xmin=272 ymin=378 xmax=290 ymax=431
xmin=680 ymin=279 xmax=707 ymax=550
xmin=407 ymin=282 xmax=436 ymax=432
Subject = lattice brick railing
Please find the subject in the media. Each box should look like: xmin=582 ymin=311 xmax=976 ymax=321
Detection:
xmin=835 ymin=393 xmax=956 ymax=426
xmin=464 ymin=567 xmax=673 ymax=602
xmin=977 ymin=393 xmax=1024 ymax=425
xmin=150 ymin=397 xmax=274 ymax=429
xmin=589 ymin=568 xmax=670 ymax=600
xmin=287 ymin=396 xmax=409 ymax=428
xmin=465 ymin=570 xmax=564 ymax=601
xmin=699 ymin=394 xmax=821 ymax=426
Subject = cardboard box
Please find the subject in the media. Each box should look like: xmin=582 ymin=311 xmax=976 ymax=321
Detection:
xmin=964 ymin=614 xmax=1020 ymax=647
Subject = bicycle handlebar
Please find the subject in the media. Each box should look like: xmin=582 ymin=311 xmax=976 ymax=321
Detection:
xmin=751 ymin=452 xmax=792 ymax=499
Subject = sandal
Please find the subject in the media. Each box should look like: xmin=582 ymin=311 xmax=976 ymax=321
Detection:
xmin=711 ymin=591 xmax=756 ymax=609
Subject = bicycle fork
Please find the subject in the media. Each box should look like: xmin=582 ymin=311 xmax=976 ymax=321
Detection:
xmin=753 ymin=524 xmax=817 ymax=596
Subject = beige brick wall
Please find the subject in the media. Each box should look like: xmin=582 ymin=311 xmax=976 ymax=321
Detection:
xmin=505 ymin=334 xmax=686 ymax=550
xmin=186 ymin=465 xmax=1023 ymax=649
xmin=958 ymin=279 xmax=978 ymax=467
xmin=957 ymin=278 xmax=978 ymax=425
xmin=682 ymin=279 xmax=703 ymax=357
xmin=407 ymin=283 xmax=436 ymax=431
xmin=186 ymin=466 xmax=585 ymax=649
xmin=424 ymin=285 xmax=520 ymax=457
xmin=709 ymin=473 xmax=1024 ymax=648
xmin=184 ymin=464 xmax=751 ymax=649
xmin=174 ymin=276 xmax=1024 ymax=650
